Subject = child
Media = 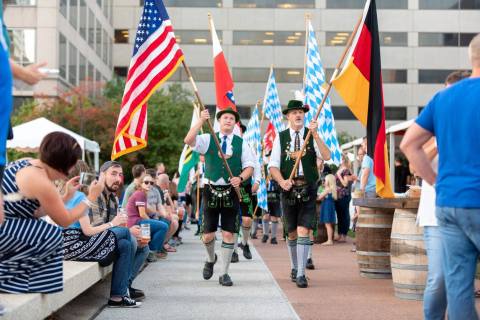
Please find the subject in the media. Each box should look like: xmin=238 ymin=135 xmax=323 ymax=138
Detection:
xmin=318 ymin=174 xmax=337 ymax=246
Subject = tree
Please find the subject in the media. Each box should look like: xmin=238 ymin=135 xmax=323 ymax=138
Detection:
xmin=10 ymin=79 xmax=194 ymax=179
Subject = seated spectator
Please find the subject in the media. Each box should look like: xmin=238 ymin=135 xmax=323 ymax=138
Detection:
xmin=126 ymin=174 xmax=169 ymax=261
xmin=122 ymin=164 xmax=145 ymax=208
xmin=90 ymin=161 xmax=149 ymax=304
xmin=0 ymin=132 xmax=102 ymax=293
xmin=155 ymin=173 xmax=180 ymax=246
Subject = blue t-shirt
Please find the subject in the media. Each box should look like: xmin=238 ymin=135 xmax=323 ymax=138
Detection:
xmin=360 ymin=155 xmax=376 ymax=192
xmin=0 ymin=10 xmax=13 ymax=167
xmin=416 ymin=77 xmax=480 ymax=208
xmin=65 ymin=191 xmax=87 ymax=229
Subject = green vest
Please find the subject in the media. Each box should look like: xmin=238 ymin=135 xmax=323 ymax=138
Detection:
xmin=279 ymin=128 xmax=319 ymax=184
xmin=204 ymin=133 xmax=243 ymax=182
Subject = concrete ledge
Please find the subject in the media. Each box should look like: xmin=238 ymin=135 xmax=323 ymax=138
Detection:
xmin=0 ymin=261 xmax=112 ymax=320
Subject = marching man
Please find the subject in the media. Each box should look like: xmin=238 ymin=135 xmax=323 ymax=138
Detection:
xmin=268 ymin=100 xmax=331 ymax=288
xmin=184 ymin=107 xmax=255 ymax=286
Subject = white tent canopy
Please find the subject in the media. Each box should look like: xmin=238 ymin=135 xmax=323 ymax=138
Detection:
xmin=7 ymin=117 xmax=100 ymax=171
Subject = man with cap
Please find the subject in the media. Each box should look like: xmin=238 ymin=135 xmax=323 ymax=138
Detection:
xmin=184 ymin=107 xmax=255 ymax=286
xmin=90 ymin=161 xmax=149 ymax=301
xmin=269 ymin=100 xmax=331 ymax=288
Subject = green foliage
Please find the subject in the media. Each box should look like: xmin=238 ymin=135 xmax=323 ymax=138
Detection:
xmin=337 ymin=130 xmax=357 ymax=146
xmin=10 ymin=78 xmax=194 ymax=179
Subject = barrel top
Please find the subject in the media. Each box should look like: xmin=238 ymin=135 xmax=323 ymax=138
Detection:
xmin=352 ymin=197 xmax=420 ymax=209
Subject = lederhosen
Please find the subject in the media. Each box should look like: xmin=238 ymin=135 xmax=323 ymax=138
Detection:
xmin=201 ymin=133 xmax=242 ymax=234
xmin=239 ymin=179 xmax=254 ymax=218
xmin=265 ymin=179 xmax=282 ymax=217
xmin=279 ymin=129 xmax=319 ymax=234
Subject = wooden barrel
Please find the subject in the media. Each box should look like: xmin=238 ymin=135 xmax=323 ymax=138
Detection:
xmin=390 ymin=208 xmax=427 ymax=300
xmin=356 ymin=207 xmax=395 ymax=279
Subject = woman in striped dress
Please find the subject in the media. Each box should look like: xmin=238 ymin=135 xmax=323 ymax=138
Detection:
xmin=0 ymin=132 xmax=105 ymax=293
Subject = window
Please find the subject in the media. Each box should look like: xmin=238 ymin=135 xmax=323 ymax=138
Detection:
xmin=326 ymin=31 xmax=407 ymax=46
xmin=175 ymin=30 xmax=220 ymax=45
xmin=233 ymin=31 xmax=305 ymax=46
xmin=327 ymin=0 xmax=407 ymax=8
xmin=332 ymin=106 xmax=356 ymax=120
xmin=68 ymin=43 xmax=78 ymax=85
xmin=418 ymin=107 xmax=424 ymax=114
xmin=236 ymin=106 xmax=252 ymax=119
xmin=114 ymin=29 xmax=129 ymax=44
xmin=332 ymin=106 xmax=406 ymax=120
xmin=114 ymin=66 xmax=128 ymax=77
xmin=59 ymin=33 xmax=67 ymax=79
xmin=103 ymin=30 xmax=109 ymax=64
xmin=79 ymin=0 xmax=87 ymax=40
xmin=69 ymin=0 xmax=78 ymax=30
xmin=419 ymin=32 xmax=477 ymax=47
xmin=87 ymin=62 xmax=94 ymax=81
xmin=79 ymin=53 xmax=86 ymax=82
xmin=170 ymin=67 xmax=214 ymax=82
xmin=5 ymin=0 xmax=36 ymax=5
xmin=8 ymin=29 xmax=36 ymax=66
xmin=95 ymin=69 xmax=102 ymax=84
xmin=162 ymin=0 xmax=222 ymax=7
xmin=460 ymin=0 xmax=480 ymax=8
xmin=419 ymin=69 xmax=456 ymax=84
xmin=234 ymin=0 xmax=314 ymax=8
xmin=233 ymin=68 xmax=270 ymax=82
xmin=88 ymin=9 xmax=95 ymax=48
xmin=60 ymin=0 xmax=67 ymax=18
xmin=96 ymin=18 xmax=102 ymax=57
xmin=382 ymin=69 xmax=407 ymax=83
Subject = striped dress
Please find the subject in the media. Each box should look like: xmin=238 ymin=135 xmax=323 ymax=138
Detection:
xmin=0 ymin=160 xmax=64 ymax=293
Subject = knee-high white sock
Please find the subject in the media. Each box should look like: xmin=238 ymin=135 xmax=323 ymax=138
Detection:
xmin=204 ymin=238 xmax=215 ymax=263
xmin=308 ymin=240 xmax=313 ymax=260
xmin=287 ymin=239 xmax=298 ymax=270
xmin=297 ymin=237 xmax=311 ymax=277
xmin=233 ymin=233 xmax=239 ymax=253
xmin=251 ymin=219 xmax=258 ymax=236
xmin=242 ymin=226 xmax=251 ymax=245
xmin=262 ymin=218 xmax=270 ymax=235
xmin=271 ymin=221 xmax=278 ymax=239
xmin=220 ymin=241 xmax=234 ymax=275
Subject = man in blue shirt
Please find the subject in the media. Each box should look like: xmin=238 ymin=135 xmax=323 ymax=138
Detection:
xmin=401 ymin=33 xmax=480 ymax=320
xmin=359 ymin=137 xmax=376 ymax=197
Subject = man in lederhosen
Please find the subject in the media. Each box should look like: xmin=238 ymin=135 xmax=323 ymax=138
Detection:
xmin=269 ymin=100 xmax=331 ymax=288
xmin=184 ymin=107 xmax=255 ymax=286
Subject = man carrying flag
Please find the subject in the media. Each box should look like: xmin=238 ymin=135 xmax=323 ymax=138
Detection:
xmin=112 ymin=0 xmax=184 ymax=160
xmin=184 ymin=107 xmax=255 ymax=287
xmin=269 ymin=100 xmax=331 ymax=288
xmin=332 ymin=0 xmax=393 ymax=198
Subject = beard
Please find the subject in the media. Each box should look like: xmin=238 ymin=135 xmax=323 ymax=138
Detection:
xmin=106 ymin=182 xmax=121 ymax=193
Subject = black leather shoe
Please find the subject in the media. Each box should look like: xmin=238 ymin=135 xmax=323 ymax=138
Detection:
xmin=290 ymin=269 xmax=297 ymax=282
xmin=296 ymin=275 xmax=308 ymax=288
xmin=203 ymin=254 xmax=217 ymax=280
xmin=219 ymin=274 xmax=233 ymax=286
xmin=251 ymin=233 xmax=258 ymax=239
xmin=261 ymin=235 xmax=268 ymax=243
xmin=128 ymin=287 xmax=145 ymax=301
xmin=270 ymin=237 xmax=278 ymax=245
xmin=242 ymin=244 xmax=252 ymax=260
xmin=306 ymin=258 xmax=315 ymax=270
xmin=231 ymin=251 xmax=239 ymax=263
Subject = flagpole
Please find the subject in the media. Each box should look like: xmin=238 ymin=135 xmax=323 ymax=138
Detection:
xmin=302 ymin=14 xmax=310 ymax=89
xmin=182 ymin=60 xmax=242 ymax=200
xmin=288 ymin=16 xmax=363 ymax=181
xmin=195 ymin=163 xmax=201 ymax=220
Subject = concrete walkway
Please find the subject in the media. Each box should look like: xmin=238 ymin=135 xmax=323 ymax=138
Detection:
xmin=95 ymin=229 xmax=300 ymax=320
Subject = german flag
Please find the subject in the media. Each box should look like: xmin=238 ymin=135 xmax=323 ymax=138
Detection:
xmin=332 ymin=0 xmax=393 ymax=198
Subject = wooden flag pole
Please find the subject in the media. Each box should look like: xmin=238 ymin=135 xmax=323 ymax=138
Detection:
xmin=182 ymin=60 xmax=242 ymax=200
xmin=287 ymin=16 xmax=362 ymax=181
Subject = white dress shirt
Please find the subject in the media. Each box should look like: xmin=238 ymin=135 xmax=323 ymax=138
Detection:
xmin=193 ymin=132 xmax=256 ymax=185
xmin=268 ymin=127 xmax=323 ymax=176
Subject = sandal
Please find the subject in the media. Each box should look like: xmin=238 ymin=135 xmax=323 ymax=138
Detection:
xmin=164 ymin=244 xmax=177 ymax=253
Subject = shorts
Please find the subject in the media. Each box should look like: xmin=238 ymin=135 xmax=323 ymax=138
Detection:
xmin=266 ymin=200 xmax=282 ymax=217
xmin=201 ymin=184 xmax=240 ymax=234
xmin=281 ymin=183 xmax=317 ymax=233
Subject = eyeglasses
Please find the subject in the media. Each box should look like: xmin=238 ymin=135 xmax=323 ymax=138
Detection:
xmin=143 ymin=181 xmax=155 ymax=185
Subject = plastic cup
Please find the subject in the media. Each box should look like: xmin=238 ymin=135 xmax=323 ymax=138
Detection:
xmin=140 ymin=223 xmax=151 ymax=244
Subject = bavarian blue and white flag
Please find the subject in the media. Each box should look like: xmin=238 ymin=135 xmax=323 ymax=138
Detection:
xmin=263 ymin=67 xmax=284 ymax=134
xmin=304 ymin=20 xmax=342 ymax=164
xmin=244 ymin=105 xmax=268 ymax=211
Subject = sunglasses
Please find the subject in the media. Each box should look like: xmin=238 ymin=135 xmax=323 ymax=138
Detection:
xmin=143 ymin=181 xmax=155 ymax=185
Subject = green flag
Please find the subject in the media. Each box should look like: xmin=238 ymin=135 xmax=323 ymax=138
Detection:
xmin=177 ymin=106 xmax=200 ymax=193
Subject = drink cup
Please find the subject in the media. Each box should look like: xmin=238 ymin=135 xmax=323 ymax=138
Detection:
xmin=140 ymin=223 xmax=151 ymax=244
xmin=117 ymin=208 xmax=128 ymax=227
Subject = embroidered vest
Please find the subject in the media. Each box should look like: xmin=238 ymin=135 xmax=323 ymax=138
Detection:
xmin=204 ymin=133 xmax=243 ymax=182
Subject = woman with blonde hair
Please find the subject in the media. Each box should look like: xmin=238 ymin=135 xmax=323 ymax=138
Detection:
xmin=318 ymin=174 xmax=338 ymax=245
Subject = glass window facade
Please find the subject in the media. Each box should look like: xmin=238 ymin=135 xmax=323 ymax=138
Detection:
xmin=68 ymin=43 xmax=78 ymax=85
xmin=60 ymin=0 xmax=67 ymax=18
xmin=8 ymin=29 xmax=36 ymax=66
xmin=88 ymin=9 xmax=95 ymax=49
xmin=233 ymin=31 xmax=305 ymax=46
xmin=115 ymin=29 xmax=129 ymax=44
xmin=326 ymin=0 xmax=408 ymax=9
xmin=326 ymin=31 xmax=407 ymax=46
xmin=333 ymin=106 xmax=406 ymax=120
xmin=79 ymin=53 xmax=86 ymax=82
xmin=234 ymin=0 xmax=315 ymax=8
xmin=382 ymin=69 xmax=407 ymax=83
xmin=96 ymin=18 xmax=102 ymax=56
xmin=419 ymin=32 xmax=477 ymax=46
xmin=6 ymin=0 xmax=36 ymax=5
xmin=419 ymin=69 xmax=456 ymax=84
xmin=162 ymin=0 xmax=222 ymax=7
xmin=419 ymin=0 xmax=480 ymax=9
xmin=79 ymin=0 xmax=87 ymax=40
xmin=59 ymin=33 xmax=67 ymax=80
xmin=69 ymin=0 xmax=78 ymax=30
xmin=175 ymin=30 xmax=221 ymax=45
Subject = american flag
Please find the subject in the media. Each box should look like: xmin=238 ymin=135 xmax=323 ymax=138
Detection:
xmin=111 ymin=0 xmax=184 ymax=160
xmin=262 ymin=68 xmax=284 ymax=134
xmin=245 ymin=105 xmax=268 ymax=211
xmin=304 ymin=20 xmax=342 ymax=164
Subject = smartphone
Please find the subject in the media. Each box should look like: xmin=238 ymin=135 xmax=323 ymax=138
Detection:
xmin=79 ymin=172 xmax=97 ymax=186
xmin=38 ymin=68 xmax=60 ymax=75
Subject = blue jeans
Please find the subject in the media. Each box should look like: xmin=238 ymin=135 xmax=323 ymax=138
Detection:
xmin=436 ymin=206 xmax=480 ymax=320
xmin=423 ymin=226 xmax=447 ymax=320
xmin=110 ymin=226 xmax=133 ymax=296
xmin=139 ymin=219 xmax=169 ymax=251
